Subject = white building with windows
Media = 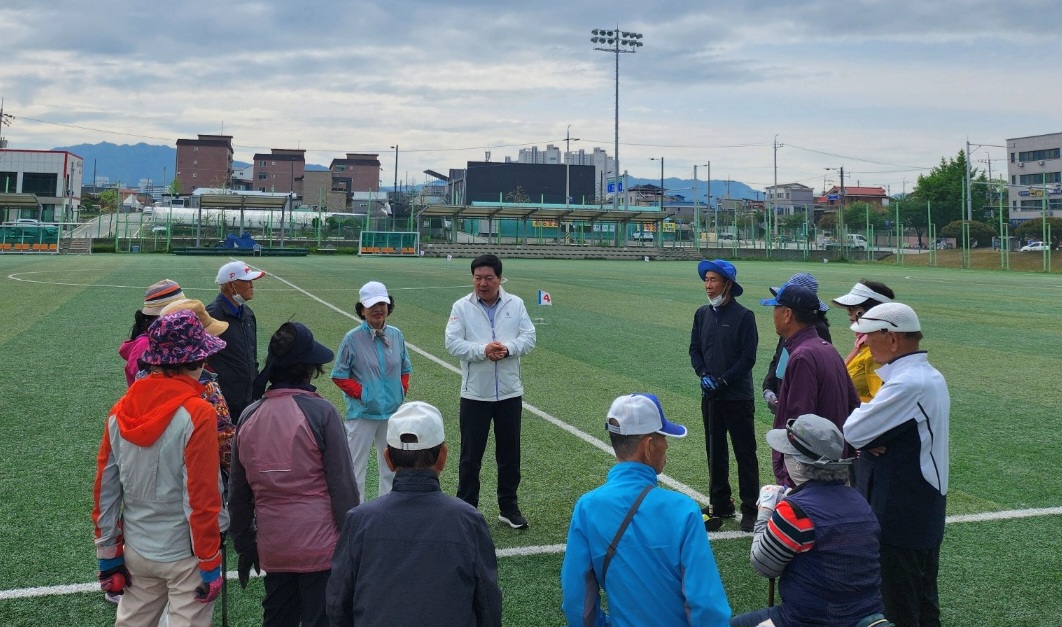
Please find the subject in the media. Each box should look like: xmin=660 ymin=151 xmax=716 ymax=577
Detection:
xmin=0 ymin=149 xmax=83 ymax=222
xmin=1007 ymin=132 xmax=1062 ymax=222
xmin=765 ymin=182 xmax=815 ymax=218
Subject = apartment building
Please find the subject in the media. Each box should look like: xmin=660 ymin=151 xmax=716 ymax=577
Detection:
xmin=175 ymin=134 xmax=233 ymax=194
xmin=252 ymin=148 xmax=305 ymax=195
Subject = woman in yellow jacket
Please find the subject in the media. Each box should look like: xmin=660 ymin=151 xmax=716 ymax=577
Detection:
xmin=831 ymin=280 xmax=895 ymax=402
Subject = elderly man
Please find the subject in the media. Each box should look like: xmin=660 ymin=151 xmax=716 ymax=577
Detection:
xmin=561 ymin=393 xmax=731 ymax=627
xmin=445 ymin=254 xmax=536 ymax=528
xmin=844 ymin=303 xmax=949 ymax=627
xmin=762 ymin=282 xmax=859 ymax=487
xmin=206 ymin=260 xmax=265 ymax=421
xmin=327 ymin=402 xmax=502 ymax=627
xmin=731 ymin=414 xmax=887 ymax=627
xmin=689 ymin=259 xmax=759 ymax=531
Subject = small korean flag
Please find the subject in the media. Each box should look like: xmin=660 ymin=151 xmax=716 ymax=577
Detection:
xmin=537 ymin=290 xmax=552 ymax=306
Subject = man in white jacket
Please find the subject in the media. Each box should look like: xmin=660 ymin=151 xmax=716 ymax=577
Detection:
xmin=445 ymin=254 xmax=536 ymax=528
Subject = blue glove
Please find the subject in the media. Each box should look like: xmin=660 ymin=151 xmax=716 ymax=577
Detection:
xmin=701 ymin=375 xmax=718 ymax=394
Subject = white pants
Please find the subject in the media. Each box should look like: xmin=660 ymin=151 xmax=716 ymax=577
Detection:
xmin=344 ymin=418 xmax=394 ymax=500
xmin=118 ymin=546 xmax=213 ymax=627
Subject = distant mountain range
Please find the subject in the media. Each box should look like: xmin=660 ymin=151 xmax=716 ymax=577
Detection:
xmin=50 ymin=142 xmax=328 ymax=188
xmin=50 ymin=142 xmax=761 ymax=200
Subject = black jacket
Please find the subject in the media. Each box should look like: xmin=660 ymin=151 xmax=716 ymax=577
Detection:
xmin=689 ymin=298 xmax=758 ymax=401
xmin=326 ymin=470 xmax=502 ymax=627
xmin=206 ymin=293 xmax=258 ymax=419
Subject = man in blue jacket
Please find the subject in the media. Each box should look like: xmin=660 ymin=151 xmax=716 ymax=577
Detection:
xmin=561 ymin=393 xmax=731 ymax=627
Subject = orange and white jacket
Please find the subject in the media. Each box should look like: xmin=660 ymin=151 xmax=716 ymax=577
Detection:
xmin=93 ymin=373 xmax=222 ymax=573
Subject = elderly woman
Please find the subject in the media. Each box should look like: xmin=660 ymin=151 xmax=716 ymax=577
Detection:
xmin=831 ymin=280 xmax=895 ymax=403
xmin=119 ymin=279 xmax=186 ymax=387
xmin=229 ymin=322 xmax=359 ymax=627
xmin=94 ymin=310 xmax=227 ymax=625
xmin=730 ymin=414 xmax=888 ymax=627
xmin=331 ymin=281 xmax=412 ymax=500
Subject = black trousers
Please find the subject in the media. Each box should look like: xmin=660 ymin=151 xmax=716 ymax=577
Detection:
xmin=262 ymin=570 xmax=330 ymax=627
xmin=879 ymin=542 xmax=941 ymax=627
xmin=456 ymin=396 xmax=523 ymax=511
xmin=701 ymin=397 xmax=759 ymax=512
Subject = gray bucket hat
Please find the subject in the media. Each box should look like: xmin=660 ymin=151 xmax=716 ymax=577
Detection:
xmin=766 ymin=414 xmax=851 ymax=469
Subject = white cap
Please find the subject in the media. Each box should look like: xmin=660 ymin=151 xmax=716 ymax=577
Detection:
xmin=216 ymin=261 xmax=265 ymax=284
xmin=387 ymin=402 xmax=445 ymax=451
xmin=833 ymin=282 xmax=893 ymax=307
xmin=606 ymin=393 xmax=687 ymax=438
xmin=850 ymin=302 xmax=921 ymax=333
xmin=359 ymin=281 xmax=390 ymax=308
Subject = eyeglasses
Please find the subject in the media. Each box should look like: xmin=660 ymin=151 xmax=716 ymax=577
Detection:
xmin=785 ymin=418 xmax=824 ymax=461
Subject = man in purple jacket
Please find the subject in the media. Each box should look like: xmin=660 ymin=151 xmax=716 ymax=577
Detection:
xmin=762 ymin=283 xmax=859 ymax=487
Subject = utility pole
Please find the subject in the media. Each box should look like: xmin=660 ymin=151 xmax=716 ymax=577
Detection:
xmin=694 ymin=162 xmax=708 ymax=248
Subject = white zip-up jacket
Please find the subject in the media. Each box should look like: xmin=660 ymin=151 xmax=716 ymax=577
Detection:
xmin=445 ymin=288 xmax=536 ymax=401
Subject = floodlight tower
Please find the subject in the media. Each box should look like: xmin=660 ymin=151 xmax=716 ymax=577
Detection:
xmin=591 ymin=28 xmax=643 ymax=213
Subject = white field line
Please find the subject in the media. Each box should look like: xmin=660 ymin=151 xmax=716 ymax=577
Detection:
xmin=4 ymin=506 xmax=1060 ymax=600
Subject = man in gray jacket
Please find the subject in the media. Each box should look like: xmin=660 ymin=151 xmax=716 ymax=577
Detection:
xmin=444 ymin=254 xmax=536 ymax=528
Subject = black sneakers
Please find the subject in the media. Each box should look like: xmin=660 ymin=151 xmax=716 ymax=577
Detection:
xmin=740 ymin=510 xmax=756 ymax=533
xmin=498 ymin=509 xmax=529 ymax=529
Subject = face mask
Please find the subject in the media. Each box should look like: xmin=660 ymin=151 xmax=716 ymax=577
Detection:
xmin=707 ymin=283 xmax=730 ymax=307
xmin=231 ymin=291 xmax=247 ymax=306
xmin=785 ymin=455 xmax=810 ymax=486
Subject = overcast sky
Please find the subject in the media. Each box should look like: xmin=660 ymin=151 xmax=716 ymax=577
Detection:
xmin=2 ymin=0 xmax=1058 ymax=195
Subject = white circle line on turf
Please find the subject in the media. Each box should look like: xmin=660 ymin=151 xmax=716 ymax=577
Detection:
xmin=4 ymin=505 xmax=1060 ymax=601
xmin=262 ymin=267 xmax=712 ymax=506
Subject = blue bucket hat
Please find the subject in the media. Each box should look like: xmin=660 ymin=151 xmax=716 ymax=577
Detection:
xmin=696 ymin=259 xmax=743 ymax=297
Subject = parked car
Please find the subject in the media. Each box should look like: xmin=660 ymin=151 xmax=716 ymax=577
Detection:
xmin=631 ymin=232 xmax=654 ymax=242
xmin=1020 ymin=241 xmax=1051 ymax=252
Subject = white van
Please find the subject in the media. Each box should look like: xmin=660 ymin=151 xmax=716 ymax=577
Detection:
xmin=846 ymin=234 xmax=869 ymax=250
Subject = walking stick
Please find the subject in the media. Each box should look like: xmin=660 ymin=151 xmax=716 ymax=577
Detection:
xmin=768 ymin=577 xmax=776 ymax=607
xmin=221 ymin=541 xmax=229 ymax=627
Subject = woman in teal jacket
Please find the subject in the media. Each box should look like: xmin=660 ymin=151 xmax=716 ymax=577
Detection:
xmin=331 ymin=281 xmax=412 ymax=500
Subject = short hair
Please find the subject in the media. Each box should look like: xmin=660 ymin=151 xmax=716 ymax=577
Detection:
xmin=792 ymin=307 xmax=818 ymax=326
xmin=387 ymin=442 xmax=443 ymax=469
xmin=267 ymin=323 xmax=324 ymax=385
xmin=900 ymin=330 xmax=924 ymax=342
xmin=471 ymin=254 xmax=502 ymax=277
xmin=354 ymin=298 xmax=395 ymax=320
xmin=609 ymin=430 xmax=645 ymax=460
xmin=855 ymin=279 xmax=895 ymax=310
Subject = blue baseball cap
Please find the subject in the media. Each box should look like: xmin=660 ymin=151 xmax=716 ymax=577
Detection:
xmin=696 ymin=259 xmax=743 ymax=297
xmin=606 ymin=393 xmax=687 ymax=438
xmin=760 ymin=284 xmax=820 ymax=312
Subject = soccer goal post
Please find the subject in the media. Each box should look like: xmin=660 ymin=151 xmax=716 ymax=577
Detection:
xmin=359 ymin=231 xmax=420 ymax=256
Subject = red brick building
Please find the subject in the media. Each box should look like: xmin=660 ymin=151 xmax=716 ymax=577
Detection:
xmin=816 ymin=185 xmax=889 ymax=206
xmin=175 ymin=134 xmax=233 ymax=195
xmin=330 ymin=153 xmax=381 ymax=193
xmin=252 ymin=148 xmax=305 ymax=195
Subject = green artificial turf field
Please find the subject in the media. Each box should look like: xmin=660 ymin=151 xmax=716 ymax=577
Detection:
xmin=0 ymin=253 xmax=1058 ymax=626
